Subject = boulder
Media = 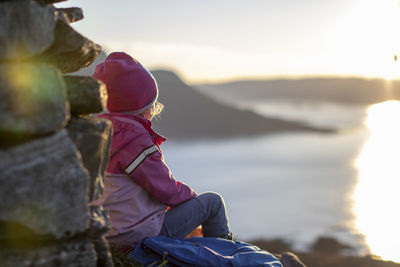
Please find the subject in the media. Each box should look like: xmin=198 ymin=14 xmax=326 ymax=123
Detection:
xmin=57 ymin=7 xmax=84 ymax=23
xmin=0 ymin=1 xmax=56 ymax=60
xmin=64 ymin=76 xmax=107 ymax=116
xmin=67 ymin=116 xmax=112 ymax=201
xmin=0 ymin=240 xmax=97 ymax=267
xmin=39 ymin=20 xmax=101 ymax=73
xmin=0 ymin=130 xmax=89 ymax=239
xmin=0 ymin=63 xmax=69 ymax=148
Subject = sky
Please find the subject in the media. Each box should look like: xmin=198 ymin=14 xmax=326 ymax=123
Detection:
xmin=57 ymin=0 xmax=400 ymax=83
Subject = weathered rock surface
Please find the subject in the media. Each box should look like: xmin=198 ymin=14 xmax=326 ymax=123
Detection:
xmin=57 ymin=7 xmax=84 ymax=23
xmin=89 ymin=206 xmax=109 ymax=238
xmin=93 ymin=236 xmax=114 ymax=267
xmin=67 ymin=116 xmax=113 ymax=266
xmin=67 ymin=116 xmax=112 ymax=201
xmin=89 ymin=206 xmax=113 ymax=267
xmin=0 ymin=1 xmax=56 ymax=60
xmin=0 ymin=1 xmax=114 ymax=265
xmin=0 ymin=240 xmax=97 ymax=267
xmin=72 ymin=49 xmax=107 ymax=76
xmin=39 ymin=20 xmax=101 ymax=73
xmin=0 ymin=63 xmax=69 ymax=147
xmin=0 ymin=0 xmax=68 ymax=5
xmin=37 ymin=0 xmax=67 ymax=4
xmin=0 ymin=130 xmax=89 ymax=239
xmin=64 ymin=75 xmax=108 ymax=116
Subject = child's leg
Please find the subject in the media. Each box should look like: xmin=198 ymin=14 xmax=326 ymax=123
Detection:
xmin=158 ymin=192 xmax=231 ymax=239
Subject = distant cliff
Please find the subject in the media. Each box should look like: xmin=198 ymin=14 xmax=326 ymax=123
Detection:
xmin=150 ymin=70 xmax=330 ymax=139
xmin=197 ymin=78 xmax=400 ymax=105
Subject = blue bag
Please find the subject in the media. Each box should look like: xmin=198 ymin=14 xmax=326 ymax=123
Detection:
xmin=129 ymin=236 xmax=283 ymax=267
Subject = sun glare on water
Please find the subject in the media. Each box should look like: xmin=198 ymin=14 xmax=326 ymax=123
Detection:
xmin=354 ymin=100 xmax=400 ymax=262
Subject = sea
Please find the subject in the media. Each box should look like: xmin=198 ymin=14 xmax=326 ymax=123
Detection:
xmin=162 ymin=99 xmax=400 ymax=263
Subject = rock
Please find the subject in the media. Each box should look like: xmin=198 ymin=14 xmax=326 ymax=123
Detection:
xmin=0 ymin=63 xmax=69 ymax=148
xmin=0 ymin=1 xmax=57 ymax=60
xmin=39 ymin=20 xmax=101 ymax=73
xmin=89 ymin=206 xmax=109 ymax=236
xmin=0 ymin=240 xmax=97 ymax=267
xmin=93 ymin=236 xmax=114 ymax=267
xmin=89 ymin=206 xmax=113 ymax=267
xmin=57 ymin=7 xmax=84 ymax=23
xmin=64 ymin=76 xmax=107 ymax=116
xmin=34 ymin=0 xmax=67 ymax=4
xmin=0 ymin=130 xmax=89 ymax=239
xmin=67 ymin=116 xmax=112 ymax=201
xmin=71 ymin=50 xmax=107 ymax=76
xmin=310 ymin=236 xmax=353 ymax=254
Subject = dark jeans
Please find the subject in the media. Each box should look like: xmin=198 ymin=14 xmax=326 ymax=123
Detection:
xmin=158 ymin=192 xmax=231 ymax=239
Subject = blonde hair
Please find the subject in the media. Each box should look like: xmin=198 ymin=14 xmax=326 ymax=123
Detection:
xmin=142 ymin=101 xmax=164 ymax=120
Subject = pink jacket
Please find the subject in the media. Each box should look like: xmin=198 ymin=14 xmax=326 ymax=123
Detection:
xmin=93 ymin=113 xmax=196 ymax=248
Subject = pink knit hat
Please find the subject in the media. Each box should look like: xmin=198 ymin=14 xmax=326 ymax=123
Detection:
xmin=93 ymin=52 xmax=158 ymax=113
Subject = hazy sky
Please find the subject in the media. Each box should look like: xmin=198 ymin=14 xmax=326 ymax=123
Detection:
xmin=57 ymin=0 xmax=400 ymax=82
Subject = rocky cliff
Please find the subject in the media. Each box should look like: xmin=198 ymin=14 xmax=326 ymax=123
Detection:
xmin=0 ymin=1 xmax=113 ymax=266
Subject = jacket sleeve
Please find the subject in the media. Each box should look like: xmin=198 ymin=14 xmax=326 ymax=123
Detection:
xmin=118 ymin=134 xmax=197 ymax=206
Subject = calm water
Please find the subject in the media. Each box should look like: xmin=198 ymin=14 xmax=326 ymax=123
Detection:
xmin=162 ymin=100 xmax=400 ymax=262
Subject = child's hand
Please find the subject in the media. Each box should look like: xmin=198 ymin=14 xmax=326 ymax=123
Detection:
xmin=186 ymin=226 xmax=203 ymax=238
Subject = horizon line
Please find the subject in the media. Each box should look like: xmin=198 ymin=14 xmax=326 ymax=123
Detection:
xmin=148 ymin=68 xmax=400 ymax=85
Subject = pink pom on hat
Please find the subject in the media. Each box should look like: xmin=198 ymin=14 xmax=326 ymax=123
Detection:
xmin=93 ymin=52 xmax=158 ymax=113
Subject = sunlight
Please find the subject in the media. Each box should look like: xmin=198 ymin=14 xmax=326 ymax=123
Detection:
xmin=348 ymin=0 xmax=400 ymax=80
xmin=381 ymin=60 xmax=400 ymax=81
xmin=354 ymin=100 xmax=400 ymax=262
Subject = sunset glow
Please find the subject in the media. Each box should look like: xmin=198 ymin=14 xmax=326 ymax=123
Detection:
xmin=57 ymin=0 xmax=400 ymax=83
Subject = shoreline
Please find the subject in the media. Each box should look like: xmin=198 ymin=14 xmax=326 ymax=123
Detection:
xmin=246 ymin=236 xmax=400 ymax=267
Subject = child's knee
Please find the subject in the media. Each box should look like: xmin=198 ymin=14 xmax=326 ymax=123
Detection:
xmin=199 ymin=191 xmax=225 ymax=206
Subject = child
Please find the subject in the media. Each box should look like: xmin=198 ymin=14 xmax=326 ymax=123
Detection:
xmin=92 ymin=52 xmax=232 ymax=249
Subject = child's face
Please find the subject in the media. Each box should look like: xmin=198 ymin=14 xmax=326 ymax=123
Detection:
xmin=143 ymin=111 xmax=153 ymax=121
xmin=142 ymin=105 xmax=155 ymax=121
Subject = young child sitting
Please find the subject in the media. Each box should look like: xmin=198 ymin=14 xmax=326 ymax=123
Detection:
xmin=92 ymin=52 xmax=232 ymax=249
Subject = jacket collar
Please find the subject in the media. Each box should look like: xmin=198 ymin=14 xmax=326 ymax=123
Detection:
xmin=100 ymin=112 xmax=167 ymax=146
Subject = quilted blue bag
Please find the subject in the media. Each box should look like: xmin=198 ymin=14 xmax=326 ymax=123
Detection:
xmin=129 ymin=236 xmax=283 ymax=267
